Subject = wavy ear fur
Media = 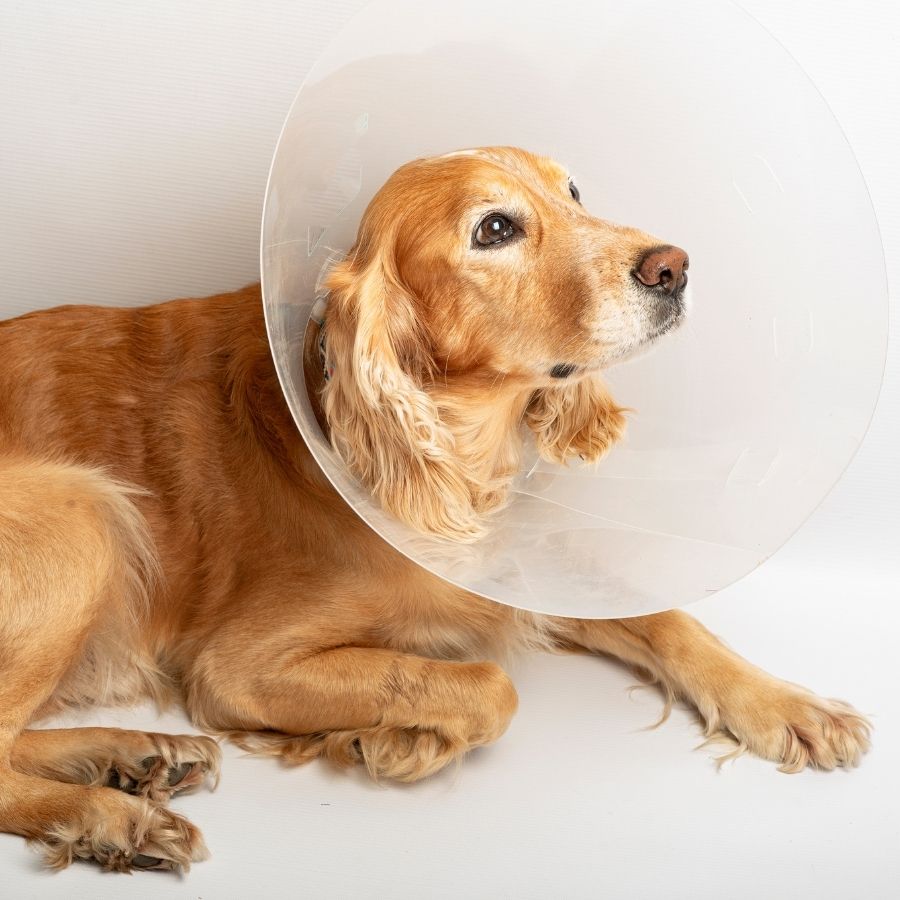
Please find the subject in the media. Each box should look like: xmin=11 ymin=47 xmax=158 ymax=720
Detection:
xmin=525 ymin=376 xmax=628 ymax=464
xmin=321 ymin=247 xmax=487 ymax=542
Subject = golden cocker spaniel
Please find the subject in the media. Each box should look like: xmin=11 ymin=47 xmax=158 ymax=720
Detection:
xmin=0 ymin=147 xmax=869 ymax=872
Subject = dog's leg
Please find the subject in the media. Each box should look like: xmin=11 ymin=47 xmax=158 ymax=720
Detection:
xmin=553 ymin=610 xmax=871 ymax=771
xmin=10 ymin=728 xmax=220 ymax=804
xmin=0 ymin=459 xmax=206 ymax=870
xmin=187 ymin=644 xmax=518 ymax=782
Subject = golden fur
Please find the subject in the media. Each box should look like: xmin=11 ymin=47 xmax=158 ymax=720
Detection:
xmin=0 ymin=147 xmax=870 ymax=872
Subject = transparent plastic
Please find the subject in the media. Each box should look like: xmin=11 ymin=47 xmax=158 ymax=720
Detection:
xmin=261 ymin=0 xmax=887 ymax=617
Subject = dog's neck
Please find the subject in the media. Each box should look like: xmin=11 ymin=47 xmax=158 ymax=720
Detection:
xmin=429 ymin=374 xmax=534 ymax=501
xmin=305 ymin=318 xmax=532 ymax=510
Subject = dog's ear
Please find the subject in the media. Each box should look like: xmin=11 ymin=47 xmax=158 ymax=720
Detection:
xmin=525 ymin=376 xmax=628 ymax=464
xmin=321 ymin=243 xmax=486 ymax=542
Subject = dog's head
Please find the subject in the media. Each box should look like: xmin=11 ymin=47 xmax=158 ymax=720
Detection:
xmin=317 ymin=146 xmax=689 ymax=540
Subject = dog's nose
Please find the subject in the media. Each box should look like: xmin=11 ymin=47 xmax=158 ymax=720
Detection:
xmin=634 ymin=246 xmax=689 ymax=295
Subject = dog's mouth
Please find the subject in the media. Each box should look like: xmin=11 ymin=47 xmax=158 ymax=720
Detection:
xmin=603 ymin=288 xmax=688 ymax=367
xmin=649 ymin=300 xmax=686 ymax=340
xmin=548 ymin=286 xmax=690 ymax=377
xmin=645 ymin=285 xmax=689 ymax=344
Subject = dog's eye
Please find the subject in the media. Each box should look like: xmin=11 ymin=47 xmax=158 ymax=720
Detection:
xmin=568 ymin=179 xmax=581 ymax=204
xmin=474 ymin=214 xmax=517 ymax=247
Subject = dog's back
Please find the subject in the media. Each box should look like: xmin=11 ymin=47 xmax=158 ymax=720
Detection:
xmin=0 ymin=284 xmax=332 ymax=689
xmin=1 ymin=287 xmax=261 ymax=473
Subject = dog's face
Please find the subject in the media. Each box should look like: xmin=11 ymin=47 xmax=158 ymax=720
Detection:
xmin=349 ymin=146 xmax=689 ymax=384
xmin=321 ymin=146 xmax=689 ymax=540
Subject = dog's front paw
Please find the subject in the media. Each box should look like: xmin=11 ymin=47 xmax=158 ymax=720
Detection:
xmin=710 ymin=682 xmax=872 ymax=773
xmin=526 ymin=378 xmax=627 ymax=465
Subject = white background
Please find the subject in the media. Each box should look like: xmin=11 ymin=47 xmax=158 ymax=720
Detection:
xmin=1 ymin=1 xmax=898 ymax=897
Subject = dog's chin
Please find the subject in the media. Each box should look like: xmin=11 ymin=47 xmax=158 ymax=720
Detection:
xmin=603 ymin=287 xmax=690 ymax=369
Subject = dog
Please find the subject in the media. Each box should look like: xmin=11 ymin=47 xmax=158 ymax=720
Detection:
xmin=0 ymin=146 xmax=870 ymax=872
